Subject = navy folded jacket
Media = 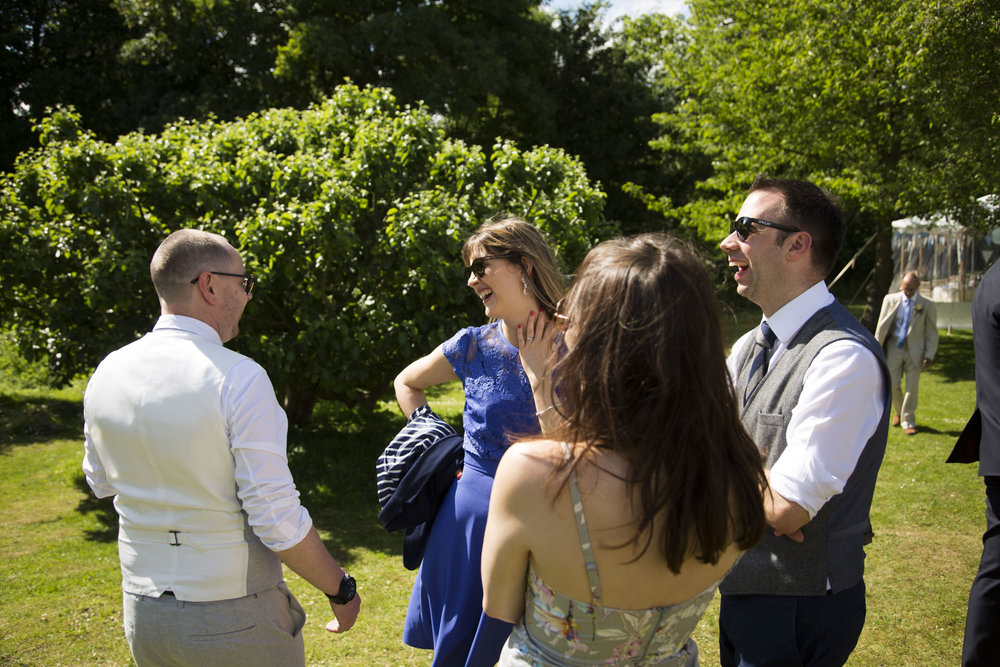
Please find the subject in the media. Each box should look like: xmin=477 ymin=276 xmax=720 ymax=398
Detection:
xmin=376 ymin=405 xmax=464 ymax=570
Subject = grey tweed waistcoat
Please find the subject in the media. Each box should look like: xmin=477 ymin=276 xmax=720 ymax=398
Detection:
xmin=721 ymin=300 xmax=890 ymax=596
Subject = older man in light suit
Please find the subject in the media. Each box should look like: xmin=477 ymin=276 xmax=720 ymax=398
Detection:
xmin=875 ymin=271 xmax=939 ymax=435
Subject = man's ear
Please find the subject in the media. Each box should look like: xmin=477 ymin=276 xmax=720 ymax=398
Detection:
xmin=784 ymin=231 xmax=813 ymax=263
xmin=192 ymin=273 xmax=221 ymax=305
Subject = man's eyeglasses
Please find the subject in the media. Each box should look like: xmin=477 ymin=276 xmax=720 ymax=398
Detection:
xmin=465 ymin=254 xmax=520 ymax=279
xmin=730 ymin=216 xmax=802 ymax=242
xmin=190 ymin=271 xmax=257 ymax=295
xmin=553 ymin=299 xmax=570 ymax=333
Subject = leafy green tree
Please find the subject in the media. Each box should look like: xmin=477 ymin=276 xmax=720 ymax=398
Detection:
xmin=1 ymin=0 xmax=292 ymax=171
xmin=521 ymin=5 xmax=693 ymax=235
xmin=651 ymin=0 xmax=1000 ymax=324
xmin=0 ymin=0 xmax=132 ymax=169
xmin=615 ymin=11 xmax=713 ymax=236
xmin=161 ymin=1 xmax=691 ymax=234
xmin=112 ymin=0 xmax=290 ymax=131
xmin=273 ymin=1 xmax=552 ymax=128
xmin=0 ymin=84 xmax=612 ymax=423
xmin=3 ymin=0 xmax=683 ymax=237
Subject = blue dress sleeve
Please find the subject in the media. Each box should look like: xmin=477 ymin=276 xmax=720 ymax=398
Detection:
xmin=443 ymin=327 xmax=475 ymax=381
xmin=440 ymin=323 xmax=540 ymax=462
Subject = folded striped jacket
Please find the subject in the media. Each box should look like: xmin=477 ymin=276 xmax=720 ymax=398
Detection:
xmin=376 ymin=405 xmax=464 ymax=569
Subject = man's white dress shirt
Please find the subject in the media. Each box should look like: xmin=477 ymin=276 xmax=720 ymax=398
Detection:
xmin=727 ymin=282 xmax=885 ymax=518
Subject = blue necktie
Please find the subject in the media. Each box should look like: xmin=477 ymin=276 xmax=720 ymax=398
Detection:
xmin=897 ymin=299 xmax=912 ymax=349
xmin=744 ymin=321 xmax=778 ymax=406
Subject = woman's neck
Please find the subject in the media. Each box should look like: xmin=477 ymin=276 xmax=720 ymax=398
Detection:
xmin=499 ymin=318 xmax=520 ymax=348
xmin=498 ymin=303 xmax=538 ymax=348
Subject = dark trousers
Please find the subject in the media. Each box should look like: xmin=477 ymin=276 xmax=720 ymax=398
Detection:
xmin=719 ymin=580 xmax=866 ymax=667
xmin=963 ymin=476 xmax=1000 ymax=666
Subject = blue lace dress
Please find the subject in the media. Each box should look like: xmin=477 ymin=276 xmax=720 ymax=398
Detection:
xmin=403 ymin=322 xmax=540 ymax=666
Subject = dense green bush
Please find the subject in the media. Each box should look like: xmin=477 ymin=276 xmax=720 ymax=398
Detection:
xmin=0 ymin=83 xmax=613 ymax=422
xmin=0 ymin=329 xmax=50 ymax=392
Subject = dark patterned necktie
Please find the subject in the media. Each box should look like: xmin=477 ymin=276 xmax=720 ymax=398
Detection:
xmin=744 ymin=321 xmax=778 ymax=406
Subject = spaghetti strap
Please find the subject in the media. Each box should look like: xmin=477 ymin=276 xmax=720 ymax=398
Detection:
xmin=568 ymin=464 xmax=603 ymax=606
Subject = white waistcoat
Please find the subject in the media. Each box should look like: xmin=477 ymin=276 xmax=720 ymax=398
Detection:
xmin=85 ymin=328 xmax=282 ymax=601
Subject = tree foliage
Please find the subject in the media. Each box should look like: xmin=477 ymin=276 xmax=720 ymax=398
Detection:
xmin=617 ymin=12 xmax=713 ymax=235
xmin=527 ymin=5 xmax=693 ymax=235
xmin=111 ymin=0 xmax=290 ymax=129
xmin=650 ymin=0 xmax=1000 ymax=323
xmin=2 ymin=0 xmax=688 ymax=231
xmin=0 ymin=0 xmax=132 ymax=168
xmin=273 ymin=1 xmax=548 ymax=124
xmin=0 ymin=84 xmax=612 ymax=422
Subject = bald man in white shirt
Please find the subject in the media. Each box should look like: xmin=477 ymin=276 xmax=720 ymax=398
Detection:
xmin=83 ymin=229 xmax=360 ymax=666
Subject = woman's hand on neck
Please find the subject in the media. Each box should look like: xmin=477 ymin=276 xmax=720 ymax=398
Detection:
xmin=500 ymin=301 xmax=539 ymax=349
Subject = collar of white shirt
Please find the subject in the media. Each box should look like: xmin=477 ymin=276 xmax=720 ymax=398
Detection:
xmin=153 ymin=314 xmax=223 ymax=346
xmin=762 ymin=281 xmax=835 ymax=350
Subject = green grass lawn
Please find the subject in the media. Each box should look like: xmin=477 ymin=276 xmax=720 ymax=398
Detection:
xmin=0 ymin=326 xmax=984 ymax=666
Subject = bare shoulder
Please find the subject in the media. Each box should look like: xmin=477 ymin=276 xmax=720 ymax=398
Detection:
xmin=494 ymin=439 xmax=565 ymax=498
xmin=500 ymin=439 xmax=564 ymax=475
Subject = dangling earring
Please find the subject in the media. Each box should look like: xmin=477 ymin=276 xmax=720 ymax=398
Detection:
xmin=521 ymin=276 xmax=528 ymax=295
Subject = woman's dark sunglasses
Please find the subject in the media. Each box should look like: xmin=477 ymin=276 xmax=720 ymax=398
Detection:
xmin=465 ymin=254 xmax=520 ymax=279
xmin=731 ymin=216 xmax=802 ymax=242
xmin=190 ymin=271 xmax=257 ymax=294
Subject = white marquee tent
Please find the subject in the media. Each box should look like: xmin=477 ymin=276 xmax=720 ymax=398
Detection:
xmin=891 ymin=195 xmax=999 ymax=329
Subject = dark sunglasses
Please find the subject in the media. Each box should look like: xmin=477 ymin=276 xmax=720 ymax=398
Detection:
xmin=465 ymin=254 xmax=520 ymax=279
xmin=190 ymin=271 xmax=257 ymax=295
xmin=553 ymin=299 xmax=570 ymax=333
xmin=731 ymin=216 xmax=802 ymax=242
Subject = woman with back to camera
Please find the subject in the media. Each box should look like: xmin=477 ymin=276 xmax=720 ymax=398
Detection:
xmin=394 ymin=215 xmax=566 ymax=666
xmin=482 ymin=233 xmax=767 ymax=665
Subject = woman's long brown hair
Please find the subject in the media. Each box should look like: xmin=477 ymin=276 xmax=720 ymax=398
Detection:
xmin=548 ymin=233 xmax=766 ymax=574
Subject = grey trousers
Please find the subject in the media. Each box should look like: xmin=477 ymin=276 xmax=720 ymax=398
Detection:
xmin=123 ymin=582 xmax=306 ymax=667
xmin=886 ymin=336 xmax=921 ymax=428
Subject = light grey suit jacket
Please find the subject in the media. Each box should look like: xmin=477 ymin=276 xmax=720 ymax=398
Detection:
xmin=874 ymin=291 xmax=939 ymax=367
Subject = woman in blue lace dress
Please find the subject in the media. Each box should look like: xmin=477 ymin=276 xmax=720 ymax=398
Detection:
xmin=482 ymin=234 xmax=768 ymax=665
xmin=394 ymin=216 xmax=566 ymax=666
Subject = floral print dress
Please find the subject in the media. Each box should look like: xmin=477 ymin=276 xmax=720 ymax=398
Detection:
xmin=499 ymin=468 xmax=720 ymax=666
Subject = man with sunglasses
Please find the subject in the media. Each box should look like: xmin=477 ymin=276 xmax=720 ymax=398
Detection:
xmin=82 ymin=229 xmax=360 ymax=666
xmin=718 ymin=176 xmax=890 ymax=667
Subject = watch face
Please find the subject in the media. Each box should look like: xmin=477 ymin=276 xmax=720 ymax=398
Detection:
xmin=342 ymin=575 xmax=356 ymax=601
xmin=328 ymin=575 xmax=356 ymax=604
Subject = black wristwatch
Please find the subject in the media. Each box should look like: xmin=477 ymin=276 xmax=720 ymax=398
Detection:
xmin=325 ymin=572 xmax=357 ymax=606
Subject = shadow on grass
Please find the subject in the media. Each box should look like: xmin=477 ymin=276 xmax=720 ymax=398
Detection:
xmin=929 ymin=330 xmax=975 ymax=384
xmin=719 ymin=304 xmax=761 ymax=348
xmin=0 ymin=394 xmax=82 ymax=454
xmin=909 ymin=424 xmax=965 ymax=439
xmin=287 ymin=401 xmax=411 ymax=567
xmin=74 ymin=473 xmax=119 ymax=542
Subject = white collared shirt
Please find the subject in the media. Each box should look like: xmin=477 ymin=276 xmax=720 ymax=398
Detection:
xmin=727 ymin=282 xmax=885 ymax=518
xmin=83 ymin=314 xmax=312 ymax=551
